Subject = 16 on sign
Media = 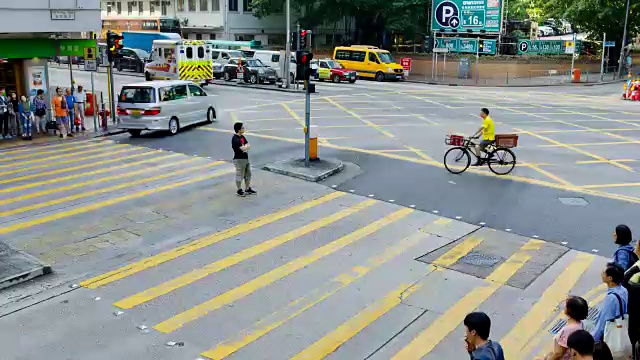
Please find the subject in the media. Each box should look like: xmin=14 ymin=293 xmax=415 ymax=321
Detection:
xmin=462 ymin=11 xmax=485 ymax=27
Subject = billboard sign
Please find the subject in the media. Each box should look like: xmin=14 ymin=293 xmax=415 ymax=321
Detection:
xmin=518 ymin=40 xmax=583 ymax=55
xmin=432 ymin=0 xmax=502 ymax=33
xmin=435 ymin=38 xmax=497 ymax=54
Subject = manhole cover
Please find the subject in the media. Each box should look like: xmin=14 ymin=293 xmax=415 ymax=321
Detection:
xmin=550 ymin=307 xmax=599 ymax=334
xmin=459 ymin=252 xmax=502 ymax=267
xmin=559 ymin=197 xmax=589 ymax=206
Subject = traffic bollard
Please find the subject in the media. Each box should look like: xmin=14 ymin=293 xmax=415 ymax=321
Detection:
xmin=309 ymin=125 xmax=318 ymax=161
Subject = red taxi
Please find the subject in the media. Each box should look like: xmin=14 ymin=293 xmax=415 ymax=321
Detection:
xmin=312 ymin=58 xmax=357 ymax=83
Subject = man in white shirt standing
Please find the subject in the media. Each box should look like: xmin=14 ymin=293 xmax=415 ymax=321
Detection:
xmin=73 ymin=85 xmax=86 ymax=132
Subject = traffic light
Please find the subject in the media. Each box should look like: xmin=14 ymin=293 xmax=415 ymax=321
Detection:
xmin=106 ymin=30 xmax=124 ymax=62
xmin=295 ymin=50 xmax=313 ymax=81
xmin=300 ymin=30 xmax=307 ymax=49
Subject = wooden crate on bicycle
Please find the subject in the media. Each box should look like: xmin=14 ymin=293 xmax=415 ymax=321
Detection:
xmin=495 ymin=134 xmax=519 ymax=148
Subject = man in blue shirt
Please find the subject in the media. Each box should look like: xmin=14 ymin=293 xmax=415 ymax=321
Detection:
xmin=591 ymin=262 xmax=628 ymax=341
xmin=464 ymin=312 xmax=505 ymax=360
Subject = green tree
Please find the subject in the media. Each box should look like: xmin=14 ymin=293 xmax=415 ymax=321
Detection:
xmin=540 ymin=0 xmax=640 ymax=42
xmin=250 ymin=0 xmax=430 ymax=47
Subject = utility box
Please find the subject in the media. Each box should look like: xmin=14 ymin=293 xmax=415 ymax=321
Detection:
xmin=458 ymin=57 xmax=471 ymax=79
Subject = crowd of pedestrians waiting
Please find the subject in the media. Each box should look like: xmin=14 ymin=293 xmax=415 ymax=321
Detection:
xmin=0 ymin=86 xmax=87 ymax=140
xmin=465 ymin=224 xmax=640 ymax=360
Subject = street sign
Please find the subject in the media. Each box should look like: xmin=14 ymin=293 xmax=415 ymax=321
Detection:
xmin=479 ymin=39 xmax=497 ymax=54
xmin=84 ymin=46 xmax=96 ymax=60
xmin=517 ymin=40 xmax=582 ymax=55
xmin=431 ymin=0 xmax=502 ymax=33
xmin=84 ymin=59 xmax=97 ymax=72
xmin=604 ymin=41 xmax=615 ymax=47
xmin=564 ymin=41 xmax=575 ymax=54
xmin=435 ymin=37 xmax=497 ymax=55
xmin=433 ymin=48 xmax=450 ymax=53
xmin=400 ymin=57 xmax=412 ymax=71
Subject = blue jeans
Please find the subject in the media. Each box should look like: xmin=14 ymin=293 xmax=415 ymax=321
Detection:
xmin=67 ymin=108 xmax=74 ymax=130
xmin=20 ymin=113 xmax=32 ymax=136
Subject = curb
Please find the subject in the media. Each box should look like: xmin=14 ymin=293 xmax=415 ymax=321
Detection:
xmin=0 ymin=244 xmax=52 ymax=291
xmin=404 ymin=78 xmax=624 ymax=88
xmin=262 ymin=158 xmax=344 ymax=182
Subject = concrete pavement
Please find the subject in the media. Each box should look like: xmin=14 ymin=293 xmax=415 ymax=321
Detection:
xmin=0 ymin=137 xmax=610 ymax=360
xmin=0 ymin=77 xmax=631 ymax=359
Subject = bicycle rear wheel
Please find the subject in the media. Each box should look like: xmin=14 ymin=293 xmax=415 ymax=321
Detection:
xmin=488 ymin=148 xmax=516 ymax=175
xmin=444 ymin=147 xmax=471 ymax=174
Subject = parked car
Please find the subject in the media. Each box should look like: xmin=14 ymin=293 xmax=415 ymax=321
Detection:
xmin=115 ymin=48 xmax=150 ymax=73
xmin=212 ymin=49 xmax=244 ymax=79
xmin=312 ymin=58 xmax=357 ymax=83
xmin=116 ymin=80 xmax=217 ymax=136
xmin=222 ymin=58 xmax=277 ymax=84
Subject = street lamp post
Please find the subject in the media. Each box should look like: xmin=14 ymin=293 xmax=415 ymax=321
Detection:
xmin=284 ymin=0 xmax=291 ymax=88
xmin=618 ymin=0 xmax=631 ymax=77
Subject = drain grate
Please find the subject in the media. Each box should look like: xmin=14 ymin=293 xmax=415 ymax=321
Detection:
xmin=558 ymin=197 xmax=589 ymax=206
xmin=459 ymin=252 xmax=502 ymax=268
xmin=550 ymin=307 xmax=600 ymax=335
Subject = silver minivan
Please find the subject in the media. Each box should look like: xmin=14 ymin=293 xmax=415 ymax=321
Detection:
xmin=117 ymin=80 xmax=217 ymax=137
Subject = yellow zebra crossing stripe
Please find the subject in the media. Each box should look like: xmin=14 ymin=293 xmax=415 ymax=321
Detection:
xmin=0 ymin=141 xmax=109 ymax=163
xmin=0 ymin=149 xmax=158 ymax=186
xmin=200 ymin=228 xmax=439 ymax=359
xmin=500 ymin=252 xmax=595 ymax=359
xmin=392 ymin=239 xmax=545 ymax=359
xmin=0 ymin=157 xmax=201 ymax=209
xmin=80 ymin=192 xmax=346 ymax=289
xmin=0 ymin=151 xmax=176 ymax=194
xmin=153 ymin=208 xmax=414 ymax=333
xmin=291 ymin=283 xmax=422 ymax=360
xmin=0 ymin=166 xmax=234 ymax=235
xmin=0 ymin=146 xmax=136 ymax=179
xmin=113 ymin=199 xmax=377 ymax=309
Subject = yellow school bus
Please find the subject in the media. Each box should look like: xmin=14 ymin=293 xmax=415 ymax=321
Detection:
xmin=333 ymin=45 xmax=404 ymax=81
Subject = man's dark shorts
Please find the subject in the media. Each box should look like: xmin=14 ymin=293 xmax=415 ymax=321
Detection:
xmin=479 ymin=139 xmax=494 ymax=152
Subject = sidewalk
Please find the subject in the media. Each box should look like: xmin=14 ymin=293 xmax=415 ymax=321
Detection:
xmin=0 ymin=116 xmax=124 ymax=151
xmin=407 ymin=72 xmax=621 ymax=87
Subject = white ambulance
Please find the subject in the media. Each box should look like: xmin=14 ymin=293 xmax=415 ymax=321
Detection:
xmin=144 ymin=40 xmax=213 ymax=85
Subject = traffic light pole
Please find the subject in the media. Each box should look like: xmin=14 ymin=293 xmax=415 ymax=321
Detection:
xmin=304 ymin=80 xmax=310 ymax=167
xmin=107 ymin=62 xmax=116 ymax=125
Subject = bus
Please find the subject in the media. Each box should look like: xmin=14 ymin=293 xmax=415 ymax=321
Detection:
xmin=101 ymin=17 xmax=181 ymax=38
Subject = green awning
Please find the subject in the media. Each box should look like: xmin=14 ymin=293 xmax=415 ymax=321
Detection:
xmin=0 ymin=38 xmax=97 ymax=59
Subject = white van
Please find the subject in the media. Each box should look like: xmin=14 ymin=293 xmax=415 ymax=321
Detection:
xmin=144 ymin=40 xmax=213 ymax=85
xmin=252 ymin=50 xmax=297 ymax=83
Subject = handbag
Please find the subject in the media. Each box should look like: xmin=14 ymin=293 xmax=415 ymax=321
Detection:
xmin=35 ymin=107 xmax=46 ymax=117
xmin=604 ymin=292 xmax=633 ymax=359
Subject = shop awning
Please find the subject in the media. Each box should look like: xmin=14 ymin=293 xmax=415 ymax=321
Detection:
xmin=0 ymin=38 xmax=97 ymax=59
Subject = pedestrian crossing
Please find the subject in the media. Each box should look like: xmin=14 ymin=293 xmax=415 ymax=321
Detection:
xmin=72 ymin=190 xmax=607 ymax=359
xmin=0 ymin=138 xmax=235 ymax=262
xmin=0 ymin=139 xmax=610 ymax=360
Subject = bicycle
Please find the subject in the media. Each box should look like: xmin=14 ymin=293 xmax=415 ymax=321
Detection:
xmin=444 ymin=134 xmax=518 ymax=175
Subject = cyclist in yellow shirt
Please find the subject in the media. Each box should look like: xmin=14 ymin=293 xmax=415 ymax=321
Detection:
xmin=471 ymin=108 xmax=495 ymax=166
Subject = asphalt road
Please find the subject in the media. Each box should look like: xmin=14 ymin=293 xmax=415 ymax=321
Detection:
xmin=103 ymin=80 xmax=638 ymax=255
xmin=0 ymin=77 xmax=622 ymax=359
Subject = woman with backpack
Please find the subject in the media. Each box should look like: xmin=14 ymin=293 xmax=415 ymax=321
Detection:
xmin=613 ymin=225 xmax=637 ymax=272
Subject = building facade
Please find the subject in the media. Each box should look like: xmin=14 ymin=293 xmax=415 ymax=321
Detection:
xmin=100 ymin=0 xmax=294 ymax=46
xmin=0 ymin=1 xmax=101 ymax=99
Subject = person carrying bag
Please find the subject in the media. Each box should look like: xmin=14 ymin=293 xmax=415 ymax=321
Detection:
xmin=604 ymin=292 xmax=633 ymax=359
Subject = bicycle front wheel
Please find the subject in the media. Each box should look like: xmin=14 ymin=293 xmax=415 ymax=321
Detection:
xmin=444 ymin=147 xmax=471 ymax=174
xmin=488 ymin=148 xmax=516 ymax=175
